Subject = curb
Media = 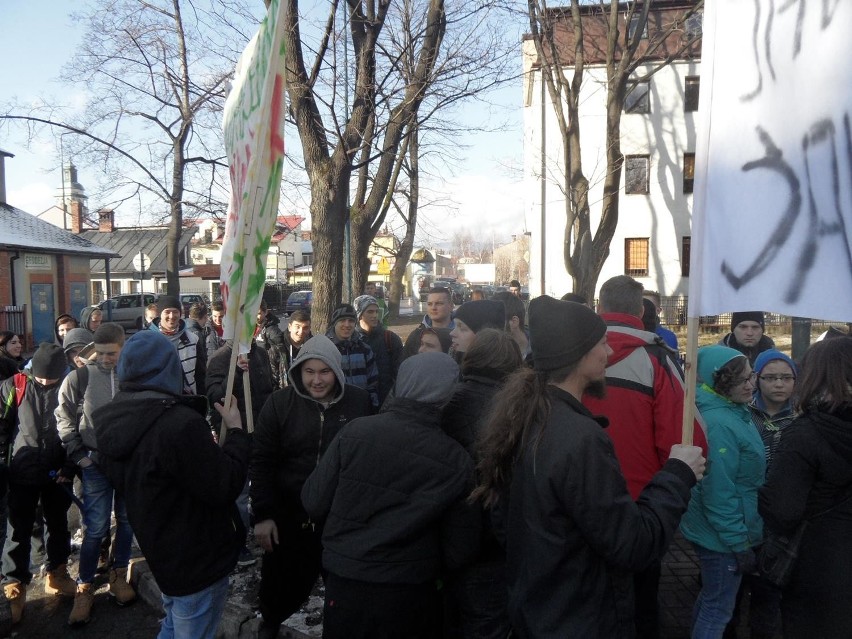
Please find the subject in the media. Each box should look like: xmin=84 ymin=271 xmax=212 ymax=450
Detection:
xmin=128 ymin=560 xmax=313 ymax=639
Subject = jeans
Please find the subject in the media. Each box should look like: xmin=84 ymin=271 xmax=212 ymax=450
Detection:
xmin=78 ymin=464 xmax=133 ymax=583
xmin=159 ymin=575 xmax=229 ymax=639
xmin=691 ymin=544 xmax=743 ymax=639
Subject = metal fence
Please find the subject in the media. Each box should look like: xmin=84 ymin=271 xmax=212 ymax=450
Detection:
xmin=0 ymin=305 xmax=26 ymax=336
xmin=656 ymin=297 xmax=848 ymax=332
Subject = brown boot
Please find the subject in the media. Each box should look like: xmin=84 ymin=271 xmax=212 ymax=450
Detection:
xmin=44 ymin=564 xmax=77 ymax=597
xmin=68 ymin=582 xmax=94 ymax=625
xmin=108 ymin=567 xmax=136 ymax=606
xmin=3 ymin=581 xmax=26 ymax=625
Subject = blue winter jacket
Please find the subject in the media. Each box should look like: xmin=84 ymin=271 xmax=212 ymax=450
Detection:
xmin=325 ymin=329 xmax=379 ymax=410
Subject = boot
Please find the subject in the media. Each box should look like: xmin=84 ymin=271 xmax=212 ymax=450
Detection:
xmin=68 ymin=582 xmax=94 ymax=626
xmin=44 ymin=564 xmax=77 ymax=597
xmin=3 ymin=581 xmax=25 ymax=625
xmin=108 ymin=567 xmax=136 ymax=606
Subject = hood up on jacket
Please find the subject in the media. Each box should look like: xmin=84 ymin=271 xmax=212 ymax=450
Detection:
xmin=288 ymin=334 xmax=346 ymax=403
xmin=697 ymin=345 xmax=746 ymax=388
xmin=395 ymin=352 xmax=459 ymax=405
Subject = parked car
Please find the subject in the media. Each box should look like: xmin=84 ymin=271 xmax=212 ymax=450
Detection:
xmin=97 ymin=293 xmax=158 ymax=331
xmin=178 ymin=293 xmax=210 ymax=317
xmin=285 ymin=290 xmax=313 ymax=315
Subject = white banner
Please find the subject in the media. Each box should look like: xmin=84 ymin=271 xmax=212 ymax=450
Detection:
xmin=690 ymin=0 xmax=852 ymax=322
xmin=219 ymin=0 xmax=287 ymax=354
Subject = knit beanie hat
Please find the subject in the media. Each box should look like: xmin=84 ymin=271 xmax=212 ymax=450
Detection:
xmin=696 ymin=345 xmax=746 ymax=387
xmin=528 ymin=296 xmax=607 ymax=371
xmin=330 ymin=304 xmax=357 ymax=325
xmin=352 ymin=295 xmax=379 ymax=319
xmin=730 ymin=311 xmax=765 ymax=331
xmin=117 ymin=330 xmax=182 ymax=394
xmin=753 ymin=348 xmax=797 ymax=378
xmin=156 ymin=295 xmax=182 ymax=313
xmin=453 ymin=300 xmax=505 ymax=333
xmin=62 ymin=328 xmax=95 ymax=354
xmin=31 ymin=343 xmax=67 ymax=379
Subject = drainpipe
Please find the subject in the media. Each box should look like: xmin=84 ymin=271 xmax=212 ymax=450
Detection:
xmin=9 ymin=251 xmax=20 ymax=305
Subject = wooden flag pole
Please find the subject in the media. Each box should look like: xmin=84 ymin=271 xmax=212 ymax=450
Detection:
xmin=220 ymin=301 xmax=247 ymax=446
xmin=681 ymin=315 xmax=700 ymax=446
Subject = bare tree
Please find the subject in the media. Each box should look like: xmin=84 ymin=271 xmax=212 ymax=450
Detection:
xmin=527 ymin=0 xmax=701 ymax=299
xmin=2 ymin=0 xmax=258 ymax=294
xmin=348 ymin=0 xmax=517 ymax=297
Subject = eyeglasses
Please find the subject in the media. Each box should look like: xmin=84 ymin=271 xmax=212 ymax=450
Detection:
xmin=758 ymin=375 xmax=795 ymax=383
xmin=734 ymin=372 xmax=757 ymax=386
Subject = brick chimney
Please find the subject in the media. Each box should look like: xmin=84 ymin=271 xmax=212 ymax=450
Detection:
xmin=98 ymin=208 xmax=115 ymax=233
xmin=70 ymin=200 xmax=85 ymax=234
xmin=0 ymin=149 xmax=13 ymax=205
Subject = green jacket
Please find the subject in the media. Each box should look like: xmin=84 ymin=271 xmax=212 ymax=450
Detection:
xmin=680 ymin=384 xmax=766 ymax=552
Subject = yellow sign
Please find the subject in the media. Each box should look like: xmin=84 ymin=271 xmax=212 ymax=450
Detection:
xmin=377 ymin=257 xmax=391 ymax=275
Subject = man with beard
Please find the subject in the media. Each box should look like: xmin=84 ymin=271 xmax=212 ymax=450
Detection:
xmin=583 ymin=275 xmax=708 ymax=639
xmin=472 ymin=296 xmax=706 ymax=638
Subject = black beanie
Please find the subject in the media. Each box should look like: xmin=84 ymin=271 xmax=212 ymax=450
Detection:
xmin=31 ymin=342 xmax=67 ymax=379
xmin=730 ymin=311 xmax=765 ymax=332
xmin=453 ymin=300 xmax=505 ymax=333
xmin=157 ymin=295 xmax=182 ymax=313
xmin=529 ymin=296 xmax=607 ymax=371
xmin=330 ymin=304 xmax=357 ymax=325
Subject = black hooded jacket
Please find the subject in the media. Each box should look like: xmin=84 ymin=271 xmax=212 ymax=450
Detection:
xmin=93 ymin=390 xmax=250 ymax=596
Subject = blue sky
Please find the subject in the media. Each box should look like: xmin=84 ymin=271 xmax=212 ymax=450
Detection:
xmin=1 ymin=1 xmax=527 ymax=245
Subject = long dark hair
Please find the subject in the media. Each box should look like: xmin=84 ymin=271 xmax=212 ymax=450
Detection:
xmin=471 ymin=363 xmax=575 ymax=507
xmin=0 ymin=331 xmax=21 ymax=359
xmin=797 ymin=337 xmax=852 ymax=412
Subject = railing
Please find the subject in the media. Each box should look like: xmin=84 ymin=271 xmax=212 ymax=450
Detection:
xmin=0 ymin=305 xmax=26 ymax=336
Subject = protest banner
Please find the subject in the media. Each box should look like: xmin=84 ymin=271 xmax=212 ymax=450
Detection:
xmin=682 ymin=0 xmax=852 ymax=444
xmin=218 ymin=0 xmax=287 ymax=439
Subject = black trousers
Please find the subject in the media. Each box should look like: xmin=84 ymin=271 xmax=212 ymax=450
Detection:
xmin=634 ymin=559 xmax=662 ymax=639
xmin=1 ymin=481 xmax=71 ymax=584
xmin=258 ymin=522 xmax=323 ymax=626
xmin=323 ymin=572 xmax=440 ymax=639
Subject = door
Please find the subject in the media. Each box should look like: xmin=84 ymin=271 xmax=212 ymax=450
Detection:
xmin=70 ymin=282 xmax=88 ymax=323
xmin=30 ymin=283 xmax=55 ymax=346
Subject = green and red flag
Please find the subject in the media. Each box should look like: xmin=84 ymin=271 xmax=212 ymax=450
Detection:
xmin=220 ymin=0 xmax=287 ymax=355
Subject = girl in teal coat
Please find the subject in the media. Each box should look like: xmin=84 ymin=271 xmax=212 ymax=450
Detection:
xmin=680 ymin=345 xmax=766 ymax=639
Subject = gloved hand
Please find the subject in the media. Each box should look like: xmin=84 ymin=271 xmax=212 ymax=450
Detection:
xmin=734 ymin=549 xmax=757 ymax=575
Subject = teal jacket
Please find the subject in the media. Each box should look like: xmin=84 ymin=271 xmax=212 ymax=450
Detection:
xmin=680 ymin=383 xmax=766 ymax=552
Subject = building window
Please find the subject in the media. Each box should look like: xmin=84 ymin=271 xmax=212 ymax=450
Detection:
xmin=629 ymin=14 xmax=648 ymax=40
xmin=682 ymin=236 xmax=691 ymax=277
xmin=683 ymin=153 xmax=696 ymax=194
xmin=129 ymin=281 xmax=139 ymax=294
xmin=206 ymin=258 xmax=213 ymax=265
xmin=625 ymin=155 xmax=650 ymax=194
xmin=203 ymin=229 xmax=213 ymax=243
xmin=685 ymin=76 xmax=700 ymax=112
xmin=303 ymin=254 xmax=313 ymax=266
xmin=686 ymin=12 xmax=703 ymax=38
xmin=624 ymin=81 xmax=650 ymax=114
xmin=625 ymin=238 xmax=649 ymax=277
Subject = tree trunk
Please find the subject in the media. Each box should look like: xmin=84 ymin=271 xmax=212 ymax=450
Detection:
xmin=388 ymin=126 xmax=420 ymax=319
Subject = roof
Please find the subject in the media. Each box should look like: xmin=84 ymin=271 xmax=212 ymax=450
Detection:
xmin=0 ymin=203 xmax=118 ymax=259
xmin=180 ymin=264 xmax=221 ymax=279
xmin=80 ymin=225 xmax=198 ymax=274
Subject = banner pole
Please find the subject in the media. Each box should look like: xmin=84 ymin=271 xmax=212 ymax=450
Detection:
xmin=681 ymin=315 xmax=700 ymax=446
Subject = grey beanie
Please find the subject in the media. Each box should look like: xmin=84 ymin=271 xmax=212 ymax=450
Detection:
xmin=353 ymin=295 xmax=379 ymax=319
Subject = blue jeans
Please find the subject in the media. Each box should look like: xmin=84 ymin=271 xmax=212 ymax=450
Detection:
xmin=159 ymin=575 xmax=229 ymax=639
xmin=78 ymin=464 xmax=133 ymax=584
xmin=691 ymin=544 xmax=743 ymax=639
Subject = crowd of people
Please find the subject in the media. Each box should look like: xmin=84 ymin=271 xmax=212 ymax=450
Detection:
xmin=0 ymin=280 xmax=849 ymax=639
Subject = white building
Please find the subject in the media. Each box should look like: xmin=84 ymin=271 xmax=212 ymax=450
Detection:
xmin=524 ymin=2 xmax=701 ymax=299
